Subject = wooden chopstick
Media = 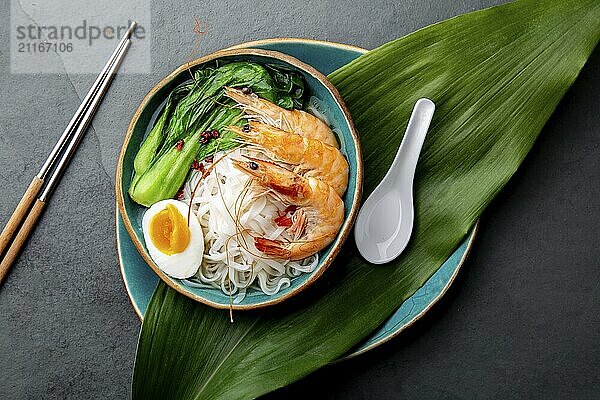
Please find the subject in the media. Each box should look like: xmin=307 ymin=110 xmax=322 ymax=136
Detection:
xmin=0 ymin=177 xmax=44 ymax=256
xmin=0 ymin=24 xmax=135 ymax=256
xmin=0 ymin=199 xmax=46 ymax=280
xmin=0 ymin=24 xmax=135 ymax=282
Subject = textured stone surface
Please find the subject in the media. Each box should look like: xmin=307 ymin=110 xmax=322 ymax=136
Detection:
xmin=1 ymin=0 xmax=598 ymax=399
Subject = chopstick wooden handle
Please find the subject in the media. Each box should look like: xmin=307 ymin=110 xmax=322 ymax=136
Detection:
xmin=0 ymin=199 xmax=46 ymax=283
xmin=0 ymin=176 xmax=44 ymax=255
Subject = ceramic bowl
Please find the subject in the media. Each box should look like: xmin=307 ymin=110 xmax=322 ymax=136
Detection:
xmin=116 ymin=48 xmax=363 ymax=309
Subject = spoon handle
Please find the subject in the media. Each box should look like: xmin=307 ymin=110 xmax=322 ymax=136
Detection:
xmin=391 ymin=99 xmax=435 ymax=184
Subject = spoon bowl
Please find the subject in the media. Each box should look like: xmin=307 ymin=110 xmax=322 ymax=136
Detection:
xmin=354 ymin=99 xmax=435 ymax=264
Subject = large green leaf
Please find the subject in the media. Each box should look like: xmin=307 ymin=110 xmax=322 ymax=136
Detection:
xmin=132 ymin=1 xmax=600 ymax=399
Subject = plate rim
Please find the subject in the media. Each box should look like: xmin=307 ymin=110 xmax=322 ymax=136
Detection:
xmin=115 ymin=47 xmax=363 ymax=310
xmin=116 ymin=37 xmax=478 ymax=357
xmin=342 ymin=222 xmax=478 ymax=359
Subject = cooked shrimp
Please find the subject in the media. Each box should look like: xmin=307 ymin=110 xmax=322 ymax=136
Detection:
xmin=227 ymin=121 xmax=349 ymax=196
xmin=224 ymin=86 xmax=339 ymax=148
xmin=232 ymin=156 xmax=344 ymax=260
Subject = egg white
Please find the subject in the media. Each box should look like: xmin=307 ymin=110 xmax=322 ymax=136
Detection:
xmin=142 ymin=199 xmax=204 ymax=279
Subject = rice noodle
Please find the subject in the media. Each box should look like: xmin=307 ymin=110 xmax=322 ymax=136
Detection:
xmin=180 ymin=148 xmax=318 ymax=301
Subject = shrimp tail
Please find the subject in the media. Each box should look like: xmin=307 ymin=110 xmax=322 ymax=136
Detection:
xmin=254 ymin=238 xmax=291 ymax=259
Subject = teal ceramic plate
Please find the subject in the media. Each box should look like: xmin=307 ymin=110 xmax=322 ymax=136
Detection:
xmin=117 ymin=38 xmax=477 ymax=356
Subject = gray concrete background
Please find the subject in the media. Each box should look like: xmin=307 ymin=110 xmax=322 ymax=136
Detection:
xmin=0 ymin=0 xmax=598 ymax=398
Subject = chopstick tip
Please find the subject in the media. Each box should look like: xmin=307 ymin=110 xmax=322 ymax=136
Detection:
xmin=126 ymin=21 xmax=138 ymax=37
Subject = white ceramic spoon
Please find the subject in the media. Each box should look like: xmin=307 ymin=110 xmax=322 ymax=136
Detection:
xmin=354 ymin=98 xmax=435 ymax=264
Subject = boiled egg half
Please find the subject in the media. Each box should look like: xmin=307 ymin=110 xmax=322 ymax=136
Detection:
xmin=142 ymin=199 xmax=204 ymax=279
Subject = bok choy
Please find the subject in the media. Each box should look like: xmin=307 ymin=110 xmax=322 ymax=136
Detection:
xmin=128 ymin=61 xmax=306 ymax=207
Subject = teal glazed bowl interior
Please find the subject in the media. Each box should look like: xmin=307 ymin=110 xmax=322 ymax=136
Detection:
xmin=116 ymin=48 xmax=363 ymax=310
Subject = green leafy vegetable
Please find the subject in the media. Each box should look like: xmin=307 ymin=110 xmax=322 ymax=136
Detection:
xmin=128 ymin=62 xmax=307 ymax=207
xmin=157 ymin=62 xmax=275 ymax=157
xmin=133 ymin=83 xmax=192 ymax=177
xmin=132 ymin=0 xmax=599 ymax=398
xmin=265 ymin=64 xmax=305 ymax=109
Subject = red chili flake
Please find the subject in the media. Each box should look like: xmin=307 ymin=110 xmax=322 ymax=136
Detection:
xmin=204 ymin=155 xmax=214 ymax=163
xmin=175 ymin=189 xmax=184 ymax=200
xmin=175 ymin=139 xmax=184 ymax=151
xmin=211 ymin=129 xmax=220 ymax=138
xmin=191 ymin=159 xmax=202 ymax=170
xmin=274 ymin=215 xmax=293 ymax=227
xmin=200 ymin=136 xmax=209 ymax=144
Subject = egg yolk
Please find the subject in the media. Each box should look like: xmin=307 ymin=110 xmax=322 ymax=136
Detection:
xmin=149 ymin=204 xmax=190 ymax=255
